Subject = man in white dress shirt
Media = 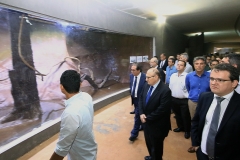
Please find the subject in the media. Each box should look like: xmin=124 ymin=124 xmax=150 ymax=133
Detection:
xmin=50 ymin=70 xmax=97 ymax=160
xmin=169 ymin=60 xmax=191 ymax=139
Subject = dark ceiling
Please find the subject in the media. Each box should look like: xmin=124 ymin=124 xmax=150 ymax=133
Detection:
xmin=97 ymin=0 xmax=240 ymax=43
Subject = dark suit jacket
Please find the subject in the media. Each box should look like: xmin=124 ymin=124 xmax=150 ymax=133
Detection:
xmin=158 ymin=60 xmax=168 ymax=71
xmin=130 ymin=73 xmax=146 ymax=104
xmin=191 ymin=91 xmax=240 ymax=160
xmin=157 ymin=67 xmax=165 ymax=83
xmin=139 ymin=80 xmax=171 ymax=137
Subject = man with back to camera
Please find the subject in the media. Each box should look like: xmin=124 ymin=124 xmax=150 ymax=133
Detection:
xmin=180 ymin=53 xmax=193 ymax=73
xmin=191 ymin=63 xmax=240 ymax=160
xmin=149 ymin=57 xmax=166 ymax=83
xmin=169 ymin=60 xmax=191 ymax=139
xmin=50 ymin=70 xmax=97 ymax=160
xmin=129 ymin=63 xmax=146 ymax=141
xmin=139 ymin=68 xmax=171 ymax=160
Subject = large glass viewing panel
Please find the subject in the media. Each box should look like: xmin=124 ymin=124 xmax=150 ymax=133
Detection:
xmin=0 ymin=6 xmax=153 ymax=146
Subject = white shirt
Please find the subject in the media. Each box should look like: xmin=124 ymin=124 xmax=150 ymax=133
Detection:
xmin=160 ymin=60 xmax=166 ymax=68
xmin=132 ymin=72 xmax=142 ymax=97
xmin=148 ymin=79 xmax=160 ymax=95
xmin=55 ymin=92 xmax=97 ymax=160
xmin=201 ymin=91 xmax=234 ymax=154
xmin=174 ymin=60 xmax=179 ymax=67
xmin=235 ymin=76 xmax=240 ymax=94
xmin=169 ymin=72 xmax=189 ymax=98
xmin=184 ymin=62 xmax=193 ymax=73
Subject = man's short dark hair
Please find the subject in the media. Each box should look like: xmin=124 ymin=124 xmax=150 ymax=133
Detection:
xmin=161 ymin=53 xmax=166 ymax=57
xmin=178 ymin=60 xmax=186 ymax=67
xmin=225 ymin=54 xmax=240 ymax=74
xmin=210 ymin=60 xmax=219 ymax=65
xmin=132 ymin=63 xmax=142 ymax=72
xmin=193 ymin=56 xmax=206 ymax=64
xmin=168 ymin=58 xmax=175 ymax=63
xmin=213 ymin=63 xmax=239 ymax=82
xmin=60 ymin=70 xmax=81 ymax=93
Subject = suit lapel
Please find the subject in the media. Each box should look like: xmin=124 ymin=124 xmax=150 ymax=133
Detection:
xmin=218 ymin=91 xmax=239 ymax=132
xmin=145 ymin=81 xmax=162 ymax=106
xmin=139 ymin=74 xmax=145 ymax=86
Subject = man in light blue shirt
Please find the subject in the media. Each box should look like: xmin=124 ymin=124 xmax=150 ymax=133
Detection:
xmin=165 ymin=58 xmax=177 ymax=85
xmin=50 ymin=70 xmax=97 ymax=160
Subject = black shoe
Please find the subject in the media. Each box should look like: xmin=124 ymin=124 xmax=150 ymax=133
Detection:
xmin=173 ymin=128 xmax=184 ymax=132
xmin=130 ymin=111 xmax=135 ymax=114
xmin=129 ymin=136 xmax=137 ymax=142
xmin=139 ymin=127 xmax=143 ymax=131
xmin=184 ymin=132 xmax=190 ymax=139
xmin=144 ymin=156 xmax=152 ymax=160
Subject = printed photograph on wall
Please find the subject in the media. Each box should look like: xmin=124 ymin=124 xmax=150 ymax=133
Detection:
xmin=0 ymin=7 xmax=153 ymax=146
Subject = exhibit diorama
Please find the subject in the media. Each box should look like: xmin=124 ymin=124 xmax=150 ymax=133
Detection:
xmin=0 ymin=7 xmax=153 ymax=147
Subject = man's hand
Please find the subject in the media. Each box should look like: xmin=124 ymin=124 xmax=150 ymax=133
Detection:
xmin=140 ymin=114 xmax=147 ymax=123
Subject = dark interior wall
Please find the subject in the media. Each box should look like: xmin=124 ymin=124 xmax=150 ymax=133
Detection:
xmin=162 ymin=24 xmax=188 ymax=57
xmin=0 ymin=0 xmax=164 ymax=55
xmin=188 ymin=33 xmax=204 ymax=58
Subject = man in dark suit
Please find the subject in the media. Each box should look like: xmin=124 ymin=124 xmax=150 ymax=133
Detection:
xmin=139 ymin=68 xmax=171 ymax=160
xmin=158 ymin=53 xmax=168 ymax=71
xmin=191 ymin=63 xmax=240 ymax=160
xmin=129 ymin=63 xmax=146 ymax=141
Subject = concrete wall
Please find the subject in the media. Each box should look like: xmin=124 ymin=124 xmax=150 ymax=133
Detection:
xmin=162 ymin=24 xmax=188 ymax=57
xmin=0 ymin=0 xmax=164 ymax=54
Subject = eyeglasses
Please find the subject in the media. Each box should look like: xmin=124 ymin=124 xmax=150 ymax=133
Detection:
xmin=210 ymin=77 xmax=231 ymax=83
xmin=146 ymin=76 xmax=155 ymax=79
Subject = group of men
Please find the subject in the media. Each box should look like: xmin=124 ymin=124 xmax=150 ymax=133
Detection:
xmin=129 ymin=53 xmax=240 ymax=160
xmin=48 ymin=53 xmax=240 ymax=160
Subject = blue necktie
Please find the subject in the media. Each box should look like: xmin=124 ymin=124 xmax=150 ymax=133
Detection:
xmin=145 ymin=86 xmax=154 ymax=105
xmin=206 ymin=97 xmax=225 ymax=157
xmin=131 ymin=76 xmax=137 ymax=97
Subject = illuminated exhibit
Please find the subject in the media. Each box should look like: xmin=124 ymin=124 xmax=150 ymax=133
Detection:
xmin=0 ymin=7 xmax=153 ymax=146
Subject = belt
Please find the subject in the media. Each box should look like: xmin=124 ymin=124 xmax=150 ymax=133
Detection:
xmin=208 ymin=157 xmax=214 ymax=160
xmin=172 ymin=97 xmax=188 ymax=100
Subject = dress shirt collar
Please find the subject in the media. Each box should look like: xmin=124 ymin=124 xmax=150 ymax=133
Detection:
xmin=136 ymin=72 xmax=142 ymax=79
xmin=64 ymin=92 xmax=81 ymax=107
xmin=193 ymin=71 xmax=208 ymax=77
xmin=152 ymin=79 xmax=160 ymax=88
xmin=214 ymin=91 xmax=234 ymax=101
xmin=177 ymin=71 xmax=187 ymax=77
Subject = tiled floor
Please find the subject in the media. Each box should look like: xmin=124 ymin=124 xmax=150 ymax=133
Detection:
xmin=18 ymin=96 xmax=197 ymax=160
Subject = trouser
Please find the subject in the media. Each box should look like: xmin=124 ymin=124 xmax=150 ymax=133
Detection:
xmin=130 ymin=97 xmax=141 ymax=137
xmin=188 ymin=99 xmax=198 ymax=119
xmin=196 ymin=147 xmax=210 ymax=160
xmin=143 ymin=123 xmax=165 ymax=160
xmin=172 ymin=97 xmax=191 ymax=132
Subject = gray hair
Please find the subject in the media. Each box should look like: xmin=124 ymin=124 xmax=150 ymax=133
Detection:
xmin=151 ymin=57 xmax=158 ymax=64
xmin=181 ymin=53 xmax=189 ymax=61
xmin=227 ymin=54 xmax=240 ymax=74
xmin=193 ymin=56 xmax=206 ymax=64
